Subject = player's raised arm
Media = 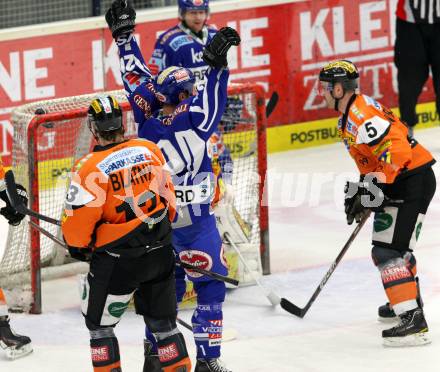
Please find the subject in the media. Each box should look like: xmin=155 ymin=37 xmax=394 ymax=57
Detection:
xmin=106 ymin=0 xmax=161 ymax=125
xmin=188 ymin=27 xmax=241 ymax=138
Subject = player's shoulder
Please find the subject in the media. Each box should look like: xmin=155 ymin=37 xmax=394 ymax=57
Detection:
xmin=158 ymin=25 xmax=186 ymax=45
xmin=206 ymin=24 xmax=218 ymax=34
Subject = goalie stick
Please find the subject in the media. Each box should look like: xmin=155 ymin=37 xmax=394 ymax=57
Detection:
xmin=279 ymin=211 xmax=372 ymax=318
xmin=266 ymin=91 xmax=279 ymax=118
xmin=224 ymin=232 xmax=281 ymax=307
xmin=28 ymin=220 xmax=239 ymax=286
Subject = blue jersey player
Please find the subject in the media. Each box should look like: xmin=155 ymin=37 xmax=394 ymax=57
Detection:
xmin=148 ymin=0 xmax=216 ymax=84
xmin=106 ymin=1 xmax=240 ymax=371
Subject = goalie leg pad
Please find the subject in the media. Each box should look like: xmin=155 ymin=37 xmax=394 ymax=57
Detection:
xmin=191 ymin=303 xmax=223 ymax=359
xmin=372 ymin=245 xmax=417 ymax=314
xmin=89 ymin=328 xmax=121 ymax=372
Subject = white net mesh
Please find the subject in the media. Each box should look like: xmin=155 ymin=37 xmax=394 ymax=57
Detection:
xmin=0 ymin=84 xmax=266 ymax=308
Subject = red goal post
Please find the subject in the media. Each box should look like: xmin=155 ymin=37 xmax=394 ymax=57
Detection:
xmin=0 ymin=83 xmax=269 ymax=314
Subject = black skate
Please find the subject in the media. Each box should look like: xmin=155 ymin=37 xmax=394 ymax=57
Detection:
xmin=382 ymin=308 xmax=430 ymax=347
xmin=143 ymin=339 xmax=161 ymax=372
xmin=0 ymin=316 xmax=33 ymax=359
xmin=378 ymin=278 xmax=424 ymax=322
xmin=195 ymin=358 xmax=232 ymax=372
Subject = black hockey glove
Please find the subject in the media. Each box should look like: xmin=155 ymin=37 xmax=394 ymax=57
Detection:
xmin=344 ymin=177 xmax=386 ymax=225
xmin=68 ymin=246 xmax=92 ymax=262
xmin=105 ymin=0 xmax=136 ymax=39
xmin=203 ymin=27 xmax=241 ymax=69
xmin=0 ymin=184 xmax=28 ymax=226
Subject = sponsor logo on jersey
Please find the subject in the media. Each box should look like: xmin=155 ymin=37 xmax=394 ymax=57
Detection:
xmin=91 ymin=346 xmax=109 ymax=362
xmin=133 ymin=94 xmax=152 ymax=118
xmin=373 ymin=140 xmax=392 ymax=156
xmin=160 ymin=28 xmax=181 ymax=44
xmin=193 ymin=0 xmax=204 ymax=5
xmin=158 ymin=342 xmax=179 ymax=363
xmin=363 ymin=95 xmax=381 ymax=110
xmin=170 ymin=35 xmax=193 ymax=51
xmin=345 ymin=118 xmax=358 ymax=137
xmin=350 ymin=105 xmax=364 ymax=120
xmin=179 ymin=250 xmax=213 ymax=278
xmin=191 ymin=48 xmax=204 ymax=64
xmin=97 ymin=147 xmax=153 ymax=176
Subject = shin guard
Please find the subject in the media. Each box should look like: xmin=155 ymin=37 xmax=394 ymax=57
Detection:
xmin=90 ymin=329 xmax=121 ymax=372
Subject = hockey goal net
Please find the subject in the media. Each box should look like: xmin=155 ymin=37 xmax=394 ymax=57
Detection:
xmin=0 ymin=83 xmax=269 ymax=313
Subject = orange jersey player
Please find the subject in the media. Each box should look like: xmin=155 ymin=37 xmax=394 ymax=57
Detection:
xmin=318 ymin=60 xmax=436 ymax=347
xmin=61 ymin=96 xmax=191 ymax=372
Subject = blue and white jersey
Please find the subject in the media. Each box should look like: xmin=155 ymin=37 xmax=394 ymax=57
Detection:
xmin=117 ymin=34 xmax=229 ymax=229
xmin=149 ymin=23 xmax=217 ymax=83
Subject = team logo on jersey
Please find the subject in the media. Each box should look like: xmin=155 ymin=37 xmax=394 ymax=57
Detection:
xmin=169 ymin=35 xmax=193 ymax=51
xmin=193 ymin=0 xmax=204 ymax=5
xmin=179 ymin=250 xmax=213 ymax=278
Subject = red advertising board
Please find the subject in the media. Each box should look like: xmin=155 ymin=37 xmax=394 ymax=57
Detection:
xmin=0 ymin=0 xmax=436 ymax=165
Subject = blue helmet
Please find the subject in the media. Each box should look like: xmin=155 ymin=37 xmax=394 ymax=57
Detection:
xmin=155 ymin=66 xmax=195 ymax=105
xmin=178 ymin=0 xmax=209 ymax=16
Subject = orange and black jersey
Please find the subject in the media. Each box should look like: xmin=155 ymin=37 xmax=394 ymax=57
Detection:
xmin=339 ymin=94 xmax=435 ymax=183
xmin=62 ymin=138 xmax=175 ymax=250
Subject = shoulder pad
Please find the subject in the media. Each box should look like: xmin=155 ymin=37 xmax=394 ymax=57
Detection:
xmin=160 ymin=26 xmax=184 ymax=44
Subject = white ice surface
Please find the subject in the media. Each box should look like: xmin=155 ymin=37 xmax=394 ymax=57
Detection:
xmin=1 ymin=127 xmax=440 ymax=371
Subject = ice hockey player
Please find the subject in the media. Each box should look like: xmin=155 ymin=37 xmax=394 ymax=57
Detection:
xmin=318 ymin=60 xmax=436 ymax=347
xmin=61 ymin=95 xmax=191 ymax=371
xmin=0 ymin=159 xmax=32 ymax=359
xmin=148 ymin=0 xmax=215 ymax=82
xmin=106 ymin=0 xmax=240 ymax=370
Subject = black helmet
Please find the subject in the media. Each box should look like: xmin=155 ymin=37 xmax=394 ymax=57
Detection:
xmin=319 ymin=60 xmax=359 ymax=90
xmin=88 ymin=96 xmax=123 ymax=132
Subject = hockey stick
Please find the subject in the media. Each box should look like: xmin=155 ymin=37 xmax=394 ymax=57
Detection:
xmin=224 ymin=232 xmax=281 ymax=306
xmin=279 ymin=210 xmax=372 ymax=318
xmin=177 ymin=261 xmax=239 ymax=287
xmin=5 ymin=170 xmax=61 ymax=226
xmin=266 ymin=91 xmax=279 ymax=118
xmin=28 ymin=220 xmax=238 ymax=286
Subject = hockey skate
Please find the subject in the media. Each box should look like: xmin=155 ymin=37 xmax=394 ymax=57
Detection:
xmin=195 ymin=358 xmax=232 ymax=372
xmin=382 ymin=308 xmax=431 ymax=347
xmin=0 ymin=316 xmax=32 ymax=359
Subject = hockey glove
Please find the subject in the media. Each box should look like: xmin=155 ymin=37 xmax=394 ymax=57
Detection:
xmin=68 ymin=246 xmax=92 ymax=262
xmin=105 ymin=0 xmax=136 ymax=39
xmin=203 ymin=27 xmax=241 ymax=69
xmin=344 ymin=178 xmax=386 ymax=225
xmin=0 ymin=184 xmax=28 ymax=226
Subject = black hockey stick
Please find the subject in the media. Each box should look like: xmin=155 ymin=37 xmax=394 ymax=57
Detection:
xmin=177 ymin=261 xmax=239 ymax=287
xmin=266 ymin=91 xmax=279 ymax=118
xmin=5 ymin=170 xmax=61 ymax=226
xmin=28 ymin=219 xmax=238 ymax=286
xmin=279 ymin=211 xmax=371 ymax=318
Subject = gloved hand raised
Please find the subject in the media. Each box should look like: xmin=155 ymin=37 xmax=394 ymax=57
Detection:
xmin=105 ymin=0 xmax=136 ymax=39
xmin=203 ymin=27 xmax=241 ymax=69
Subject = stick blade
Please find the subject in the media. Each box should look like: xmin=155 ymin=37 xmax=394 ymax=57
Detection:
xmin=266 ymin=91 xmax=279 ymax=118
xmin=5 ymin=170 xmax=25 ymax=213
xmin=280 ymin=298 xmax=305 ymax=318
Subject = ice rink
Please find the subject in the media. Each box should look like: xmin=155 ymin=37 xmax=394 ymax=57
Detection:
xmin=1 ymin=127 xmax=439 ymax=371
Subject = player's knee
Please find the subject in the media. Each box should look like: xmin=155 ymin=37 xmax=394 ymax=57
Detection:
xmin=194 ymin=279 xmax=226 ymax=303
xmin=371 ymin=245 xmax=402 ymax=267
xmin=144 ymin=316 xmax=177 ymax=334
xmin=89 ymin=327 xmax=121 ymax=371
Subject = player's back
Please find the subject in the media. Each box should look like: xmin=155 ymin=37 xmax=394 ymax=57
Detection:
xmin=63 ymin=138 xmax=175 ymax=249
